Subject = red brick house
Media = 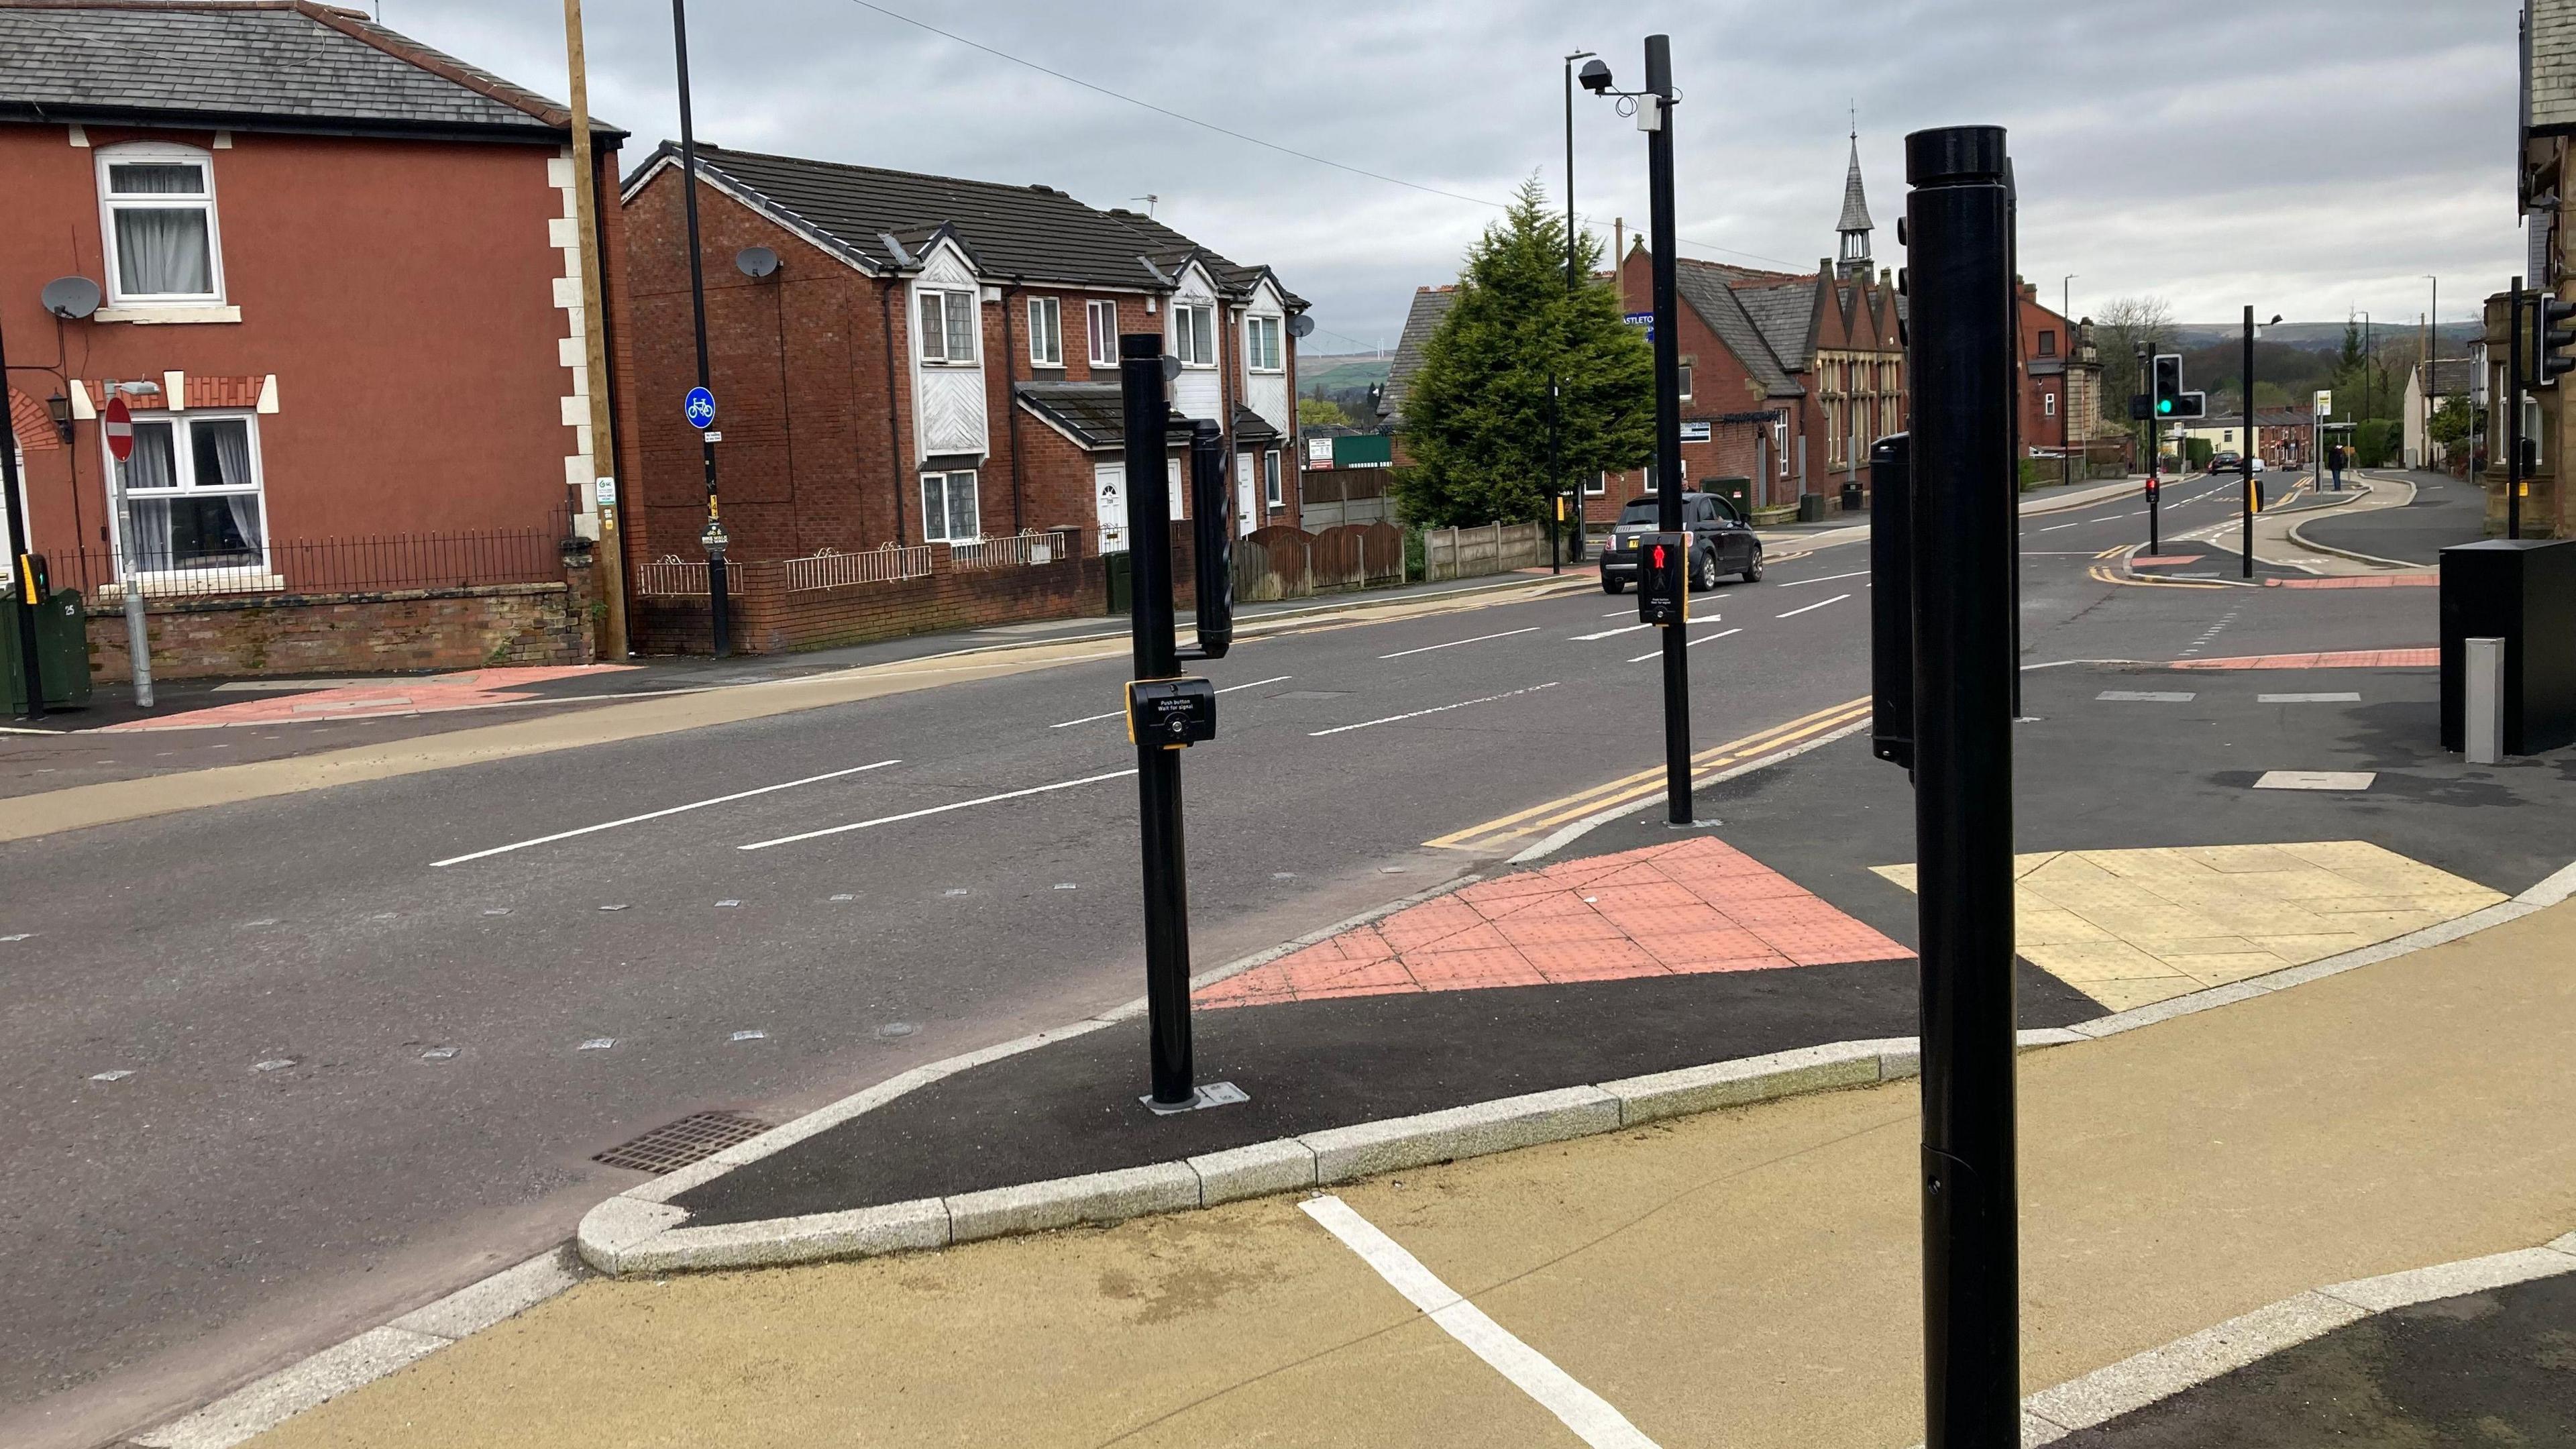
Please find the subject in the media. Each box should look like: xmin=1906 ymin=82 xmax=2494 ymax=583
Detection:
xmin=614 ymin=144 xmax=1305 ymax=585
xmin=2016 ymin=283 xmax=2104 ymax=473
xmin=1381 ymin=139 xmax=1907 ymax=525
xmin=0 ymin=1 xmax=625 ymax=681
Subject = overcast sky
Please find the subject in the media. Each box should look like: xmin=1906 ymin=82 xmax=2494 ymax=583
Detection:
xmin=390 ymin=0 xmax=2522 ymax=355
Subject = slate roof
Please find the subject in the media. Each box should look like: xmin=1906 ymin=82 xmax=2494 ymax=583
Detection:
xmin=2414 ymin=357 xmax=2476 ymax=397
xmin=641 ymin=142 xmax=1298 ymax=301
xmin=1837 ymin=137 xmax=1873 ymax=235
xmin=0 ymin=1 xmax=611 ymax=140
xmin=1379 ymin=285 xmax=1457 ymax=423
xmin=1016 ymin=382 xmax=1193 ymax=452
xmin=1674 ymin=263 xmax=1805 ymax=398
xmin=1732 ymin=279 xmax=1819 ymax=374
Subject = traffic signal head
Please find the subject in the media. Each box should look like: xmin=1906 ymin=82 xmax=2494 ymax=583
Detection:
xmin=1637 ymin=533 xmax=1688 ymax=626
xmin=2539 ymin=297 xmax=2576 ymax=386
xmin=2168 ymin=390 xmax=2208 ymax=420
xmin=2151 ymin=354 xmax=2184 ymax=416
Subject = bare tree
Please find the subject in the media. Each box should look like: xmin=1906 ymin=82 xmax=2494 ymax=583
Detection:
xmin=2090 ymin=295 xmax=2175 ymax=425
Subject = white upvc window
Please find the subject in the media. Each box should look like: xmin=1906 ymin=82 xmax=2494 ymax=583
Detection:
xmin=1245 ymin=315 xmax=1283 ymax=372
xmin=2043 ymin=391 xmax=2056 ymax=418
xmin=1263 ymin=449 xmax=1282 ymax=508
xmin=916 ymin=288 xmax=978 ymax=364
xmin=1586 ymin=471 xmax=1607 ymax=496
xmin=1028 ymin=296 xmax=1063 ymax=367
xmin=1678 ymin=362 xmax=1694 ymax=400
xmin=1175 ymin=303 xmax=1216 ymax=366
xmin=111 ymin=411 xmax=267 ymax=576
xmin=921 ymin=469 xmax=981 ymax=543
xmin=1087 ymin=299 xmax=1117 ymax=366
xmin=99 ymin=143 xmax=223 ymax=305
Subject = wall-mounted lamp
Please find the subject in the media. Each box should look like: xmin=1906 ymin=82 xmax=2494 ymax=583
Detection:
xmin=44 ymin=393 xmax=72 ymax=443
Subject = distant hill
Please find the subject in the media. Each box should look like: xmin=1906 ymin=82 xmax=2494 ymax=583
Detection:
xmin=2170 ymin=321 xmax=2480 ymax=354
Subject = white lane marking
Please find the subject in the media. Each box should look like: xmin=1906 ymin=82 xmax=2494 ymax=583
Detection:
xmin=1772 ymin=568 xmax=1868 ymax=588
xmin=1775 ymin=593 xmax=1850 ymax=619
xmin=1300 ymin=1195 xmax=1660 ymax=1449
xmin=432 ymin=761 xmax=902 ymax=867
xmin=2037 ymin=521 xmax=2083 ymax=532
xmin=1601 ymin=608 xmax=1629 ymax=616
xmin=2098 ymin=691 xmax=2195 ymax=702
xmin=1627 ymin=627 xmax=1742 ymax=663
xmin=1572 ymin=622 xmax=1654 ymax=641
xmin=2260 ymin=692 xmax=2362 ymax=703
xmin=1049 ymin=674 xmax=1292 ymax=729
xmin=1309 ymin=682 xmax=1559 ymax=737
xmin=737 ymin=769 xmax=1138 ymax=851
xmin=1378 ymin=626 xmax=1540 ymax=660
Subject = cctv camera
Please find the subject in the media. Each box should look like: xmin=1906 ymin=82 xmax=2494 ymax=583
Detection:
xmin=1578 ymin=58 xmax=1613 ymax=93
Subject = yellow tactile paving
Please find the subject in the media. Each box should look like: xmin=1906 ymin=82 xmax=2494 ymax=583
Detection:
xmin=1873 ymin=841 xmax=2506 ymax=1010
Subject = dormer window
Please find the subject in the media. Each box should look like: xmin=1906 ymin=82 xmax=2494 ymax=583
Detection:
xmin=100 ymin=144 xmax=222 ymax=304
xmin=917 ymin=288 xmax=978 ymax=364
xmin=1174 ymin=303 xmax=1216 ymax=366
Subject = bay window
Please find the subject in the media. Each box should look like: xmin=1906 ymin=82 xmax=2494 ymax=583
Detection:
xmin=113 ymin=412 xmax=266 ymax=576
xmin=920 ymin=470 xmax=981 ymax=543
xmin=916 ymin=288 xmax=978 ymax=364
xmin=100 ymin=144 xmax=223 ymax=304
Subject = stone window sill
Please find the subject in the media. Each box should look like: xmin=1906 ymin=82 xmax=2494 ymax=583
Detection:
xmin=93 ymin=305 xmax=243 ymax=325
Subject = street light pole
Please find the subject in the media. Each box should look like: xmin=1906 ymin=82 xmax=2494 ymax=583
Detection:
xmin=672 ymin=0 xmax=729 ymax=657
xmin=1644 ymin=34 xmax=1691 ymax=825
xmin=2061 ymin=274 xmax=2075 ymax=490
xmin=1564 ymin=50 xmax=1594 ymax=564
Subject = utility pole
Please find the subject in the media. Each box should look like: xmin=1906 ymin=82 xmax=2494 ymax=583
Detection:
xmin=671 ymin=0 xmax=729 ymax=656
xmin=2061 ymin=274 xmax=2075 ymax=490
xmin=2510 ymin=276 xmax=2526 ymax=540
xmin=564 ymin=0 xmax=629 ymax=659
xmin=2426 ymin=274 xmax=2439 ymax=470
xmin=0 ymin=306 xmax=42 ymax=719
xmin=1644 ymin=35 xmax=1691 ymax=824
xmin=1904 ymin=122 xmax=2022 ymax=1449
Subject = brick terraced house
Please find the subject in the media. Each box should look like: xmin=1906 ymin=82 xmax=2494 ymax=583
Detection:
xmin=614 ymin=144 xmax=1307 ymax=651
xmin=0 ymin=0 xmax=629 ymax=680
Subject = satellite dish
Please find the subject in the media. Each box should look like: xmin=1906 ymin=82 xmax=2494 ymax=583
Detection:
xmin=735 ymin=246 xmax=780 ymax=278
xmin=1286 ymin=313 xmax=1315 ymax=339
xmin=41 ymin=276 xmax=101 ymax=320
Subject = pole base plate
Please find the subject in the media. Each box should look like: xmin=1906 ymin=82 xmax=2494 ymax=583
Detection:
xmin=1141 ymin=1080 xmax=1248 ymax=1116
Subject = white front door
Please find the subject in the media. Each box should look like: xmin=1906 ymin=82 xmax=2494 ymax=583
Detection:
xmin=1093 ymin=462 xmax=1127 ymax=553
xmin=1236 ymin=451 xmax=1258 ymax=535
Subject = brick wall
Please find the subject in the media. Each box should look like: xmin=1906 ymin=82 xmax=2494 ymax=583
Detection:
xmin=85 ymin=580 xmax=593 ymax=680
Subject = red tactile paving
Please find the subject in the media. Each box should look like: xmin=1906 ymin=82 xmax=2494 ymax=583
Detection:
xmin=1195 ymin=835 xmax=1911 ymax=1008
xmin=2171 ymin=648 xmax=2437 ymax=671
xmin=97 ymin=665 xmax=639 ymax=731
xmin=2265 ymin=576 xmax=2436 ymax=589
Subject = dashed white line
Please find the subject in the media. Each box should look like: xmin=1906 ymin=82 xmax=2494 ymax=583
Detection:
xmin=1378 ymin=627 xmax=1540 ymax=660
xmin=2037 ymin=521 xmax=2084 ymax=532
xmin=1049 ymin=674 xmax=1292 ymax=728
xmin=1773 ymin=568 xmax=1869 ymax=588
xmin=432 ymin=760 xmax=902 ymax=867
xmin=1301 ymin=1195 xmax=1661 ymax=1449
xmin=738 ymin=768 xmax=1139 ymax=851
xmin=1776 ymin=593 xmax=1850 ymax=619
xmin=1627 ymin=626 xmax=1742 ymax=663
xmin=1308 ymin=682 xmax=1560 ymax=737
xmin=1572 ymin=622 xmax=1654 ymax=641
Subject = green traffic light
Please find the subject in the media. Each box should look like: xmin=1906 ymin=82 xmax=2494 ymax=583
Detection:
xmin=2156 ymin=398 xmax=2173 ymax=415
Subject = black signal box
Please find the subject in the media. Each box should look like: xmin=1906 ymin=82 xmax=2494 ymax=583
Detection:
xmin=1127 ymin=677 xmax=1218 ymax=748
xmin=1636 ymin=531 xmax=1689 ymax=626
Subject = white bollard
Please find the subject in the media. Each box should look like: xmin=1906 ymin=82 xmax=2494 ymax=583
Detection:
xmin=2465 ymin=636 xmax=2506 ymax=765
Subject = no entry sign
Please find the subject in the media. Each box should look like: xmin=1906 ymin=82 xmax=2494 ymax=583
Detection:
xmin=103 ymin=395 xmax=133 ymax=461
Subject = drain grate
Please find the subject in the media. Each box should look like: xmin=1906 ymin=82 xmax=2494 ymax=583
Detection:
xmin=593 ymin=1110 xmax=771 ymax=1175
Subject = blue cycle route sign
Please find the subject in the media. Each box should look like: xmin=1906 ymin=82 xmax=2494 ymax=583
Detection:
xmin=684 ymin=386 xmax=717 ymax=430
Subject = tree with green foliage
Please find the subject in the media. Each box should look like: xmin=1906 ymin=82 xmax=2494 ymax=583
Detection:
xmin=2428 ymin=392 xmax=2477 ymax=447
xmin=1297 ymin=396 xmax=1352 ymax=429
xmin=1393 ymin=178 xmax=1654 ymax=528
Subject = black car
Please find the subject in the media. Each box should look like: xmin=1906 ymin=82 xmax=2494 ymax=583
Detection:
xmin=1599 ymin=490 xmax=1763 ymax=593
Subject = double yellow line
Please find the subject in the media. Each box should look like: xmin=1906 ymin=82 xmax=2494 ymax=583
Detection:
xmin=2088 ymin=544 xmax=2229 ymax=590
xmin=1425 ymin=696 xmax=1873 ymax=854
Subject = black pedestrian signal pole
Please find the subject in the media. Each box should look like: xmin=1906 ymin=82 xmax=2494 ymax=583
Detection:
xmin=2509 ymin=276 xmax=2524 ymax=541
xmin=1903 ymin=124 xmax=2021 ymax=1448
xmin=672 ymin=0 xmax=729 ymax=655
xmin=1120 ymin=335 xmax=1195 ymax=1108
xmin=1644 ymin=34 xmax=1692 ymax=824
xmin=2241 ymin=307 xmax=2257 ymax=580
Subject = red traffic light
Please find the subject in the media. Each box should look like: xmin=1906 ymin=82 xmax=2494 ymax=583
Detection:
xmin=1650 ymin=544 xmax=1666 ymax=568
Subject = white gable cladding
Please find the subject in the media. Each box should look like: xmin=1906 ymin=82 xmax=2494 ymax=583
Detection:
xmin=1169 ymin=262 xmax=1222 ymax=423
xmin=912 ymin=239 xmax=988 ymax=460
xmin=1242 ymin=276 xmax=1289 ymax=436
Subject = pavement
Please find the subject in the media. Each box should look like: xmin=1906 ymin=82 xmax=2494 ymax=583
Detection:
xmin=237 ymin=867 xmax=2576 ymax=1449
xmin=12 ymin=471 xmax=2532 ymax=1448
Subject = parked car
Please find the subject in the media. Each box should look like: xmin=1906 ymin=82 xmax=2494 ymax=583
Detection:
xmin=1600 ymin=490 xmax=1763 ymax=593
xmin=2206 ymin=451 xmax=2242 ymax=474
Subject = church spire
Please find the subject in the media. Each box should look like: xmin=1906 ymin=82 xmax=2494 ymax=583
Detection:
xmin=1836 ymin=115 xmax=1872 ymax=279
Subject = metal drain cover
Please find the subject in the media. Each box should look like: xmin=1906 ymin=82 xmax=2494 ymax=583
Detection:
xmin=592 ymin=1110 xmax=770 ymax=1175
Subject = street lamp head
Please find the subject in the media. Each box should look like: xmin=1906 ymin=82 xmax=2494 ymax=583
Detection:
xmin=1578 ymin=57 xmax=1613 ymax=93
xmin=2267 ymin=314 xmax=2282 ymax=327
